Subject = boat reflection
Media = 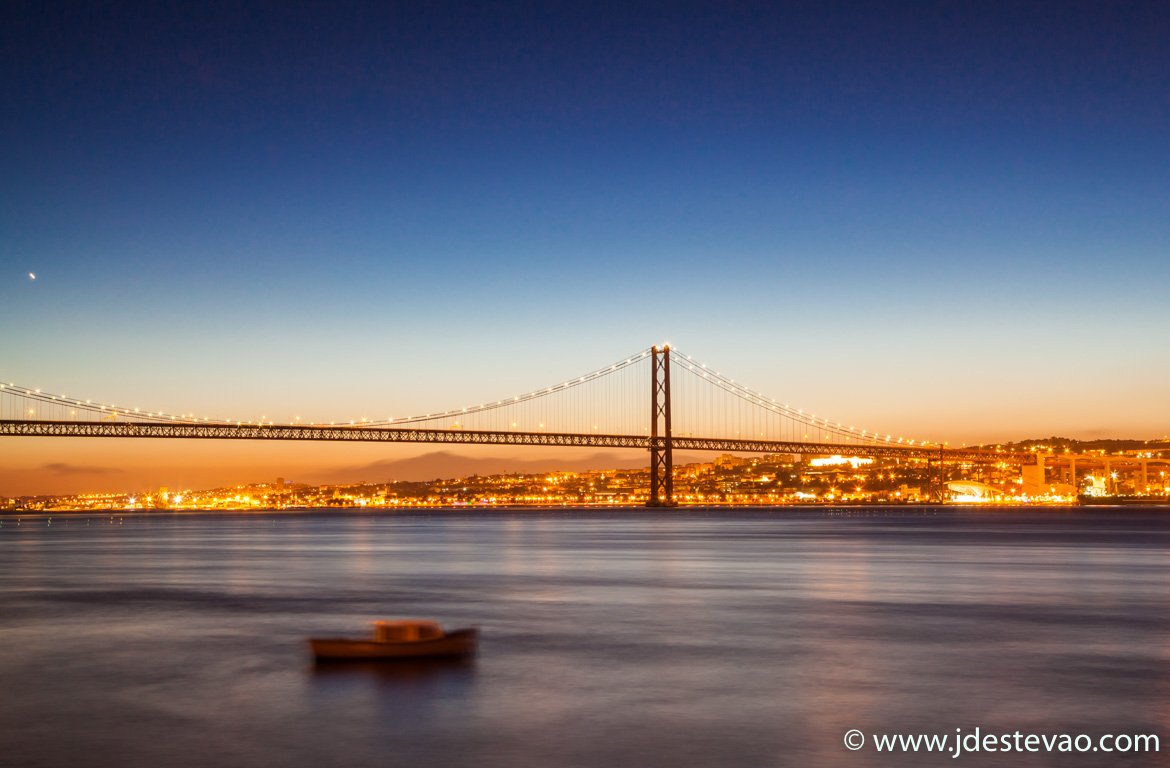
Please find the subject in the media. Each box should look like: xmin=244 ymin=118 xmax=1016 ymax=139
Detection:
xmin=310 ymin=656 xmax=477 ymax=688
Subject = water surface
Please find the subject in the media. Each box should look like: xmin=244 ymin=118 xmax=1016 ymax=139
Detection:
xmin=2 ymin=508 xmax=1169 ymax=766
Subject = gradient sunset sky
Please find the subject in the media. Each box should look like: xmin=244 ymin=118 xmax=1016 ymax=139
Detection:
xmin=3 ymin=1 xmax=1168 ymax=494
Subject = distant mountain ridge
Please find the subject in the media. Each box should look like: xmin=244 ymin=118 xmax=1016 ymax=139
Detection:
xmin=993 ymin=436 xmax=1169 ymax=452
xmin=317 ymin=438 xmax=1169 ymax=486
xmin=319 ymin=450 xmax=712 ymax=484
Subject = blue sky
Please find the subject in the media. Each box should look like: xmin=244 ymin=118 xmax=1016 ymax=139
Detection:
xmin=2 ymin=1 xmax=1169 ymax=492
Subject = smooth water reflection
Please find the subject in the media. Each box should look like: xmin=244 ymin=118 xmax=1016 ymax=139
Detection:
xmin=2 ymin=509 xmax=1170 ymax=766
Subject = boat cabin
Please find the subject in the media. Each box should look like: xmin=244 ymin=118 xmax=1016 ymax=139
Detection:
xmin=372 ymin=619 xmax=443 ymax=642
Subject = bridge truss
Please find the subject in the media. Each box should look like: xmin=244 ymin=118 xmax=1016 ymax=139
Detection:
xmin=1 ymin=419 xmax=991 ymax=460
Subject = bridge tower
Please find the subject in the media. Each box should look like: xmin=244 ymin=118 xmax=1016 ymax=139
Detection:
xmin=647 ymin=344 xmax=676 ymax=507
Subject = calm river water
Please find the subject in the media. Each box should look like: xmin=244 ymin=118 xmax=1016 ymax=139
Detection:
xmin=2 ymin=508 xmax=1169 ymax=767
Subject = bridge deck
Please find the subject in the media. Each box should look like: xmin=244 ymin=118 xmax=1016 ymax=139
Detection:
xmin=0 ymin=420 xmax=1028 ymax=462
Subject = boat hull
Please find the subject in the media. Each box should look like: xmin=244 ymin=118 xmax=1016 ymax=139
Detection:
xmin=310 ymin=628 xmax=478 ymax=660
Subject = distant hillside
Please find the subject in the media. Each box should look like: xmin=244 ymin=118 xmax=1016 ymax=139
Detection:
xmin=317 ymin=450 xmax=713 ymax=485
xmin=992 ymin=436 xmax=1170 ymax=452
xmin=298 ymin=438 xmax=1170 ymax=488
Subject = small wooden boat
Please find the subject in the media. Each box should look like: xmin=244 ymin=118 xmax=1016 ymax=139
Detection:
xmin=309 ymin=619 xmax=478 ymax=661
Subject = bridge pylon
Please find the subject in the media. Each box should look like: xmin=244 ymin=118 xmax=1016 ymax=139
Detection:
xmin=647 ymin=344 xmax=676 ymax=507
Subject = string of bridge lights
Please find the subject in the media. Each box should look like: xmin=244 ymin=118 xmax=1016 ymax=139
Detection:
xmin=363 ymin=349 xmax=651 ymax=426
xmin=1 ymin=345 xmax=944 ymax=447
xmin=668 ymin=348 xmax=941 ymax=448
xmin=0 ymin=350 xmax=655 ymax=430
xmin=0 ymin=383 xmax=244 ymax=425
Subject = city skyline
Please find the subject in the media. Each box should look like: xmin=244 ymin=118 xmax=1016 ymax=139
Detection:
xmin=15 ymin=437 xmax=1170 ymax=510
xmin=3 ymin=2 xmax=1168 ymax=494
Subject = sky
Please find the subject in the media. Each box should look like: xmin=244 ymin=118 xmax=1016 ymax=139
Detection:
xmin=2 ymin=1 xmax=1169 ymax=495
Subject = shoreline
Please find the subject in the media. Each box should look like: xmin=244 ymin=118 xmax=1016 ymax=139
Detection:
xmin=5 ymin=502 xmax=1170 ymax=518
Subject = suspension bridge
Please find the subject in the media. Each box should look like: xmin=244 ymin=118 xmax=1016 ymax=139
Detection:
xmin=0 ymin=345 xmax=1021 ymax=505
